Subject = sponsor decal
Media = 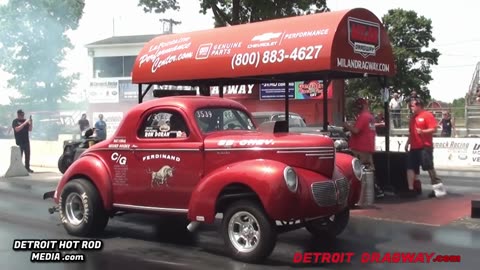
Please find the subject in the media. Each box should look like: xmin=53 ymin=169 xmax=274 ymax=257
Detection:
xmin=138 ymin=37 xmax=192 ymax=67
xmin=248 ymin=32 xmax=283 ymax=49
xmin=108 ymin=144 xmax=131 ymax=149
xmin=113 ymin=138 xmax=126 ymax=144
xmin=195 ymin=43 xmax=212 ymax=59
xmin=210 ymin=42 xmax=242 ymax=56
xmin=217 ymin=139 xmax=275 ymax=147
xmin=336 ymin=57 xmax=390 ymax=72
xmin=210 ymin=84 xmax=255 ymax=95
xmin=87 ymin=79 xmax=119 ymax=104
xmin=283 ymin=29 xmax=329 ymax=40
xmin=111 ymin=152 xmax=127 ymax=165
xmin=232 ymin=45 xmax=323 ymax=70
xmin=434 ymin=141 xmax=470 ymax=150
xmin=252 ymin=32 xmax=282 ymax=42
xmin=148 ymin=165 xmax=175 ymax=187
xmin=347 ymin=17 xmax=381 ymax=58
xmin=472 ymin=143 xmax=480 ymax=162
xmin=142 ymin=153 xmax=181 ymax=162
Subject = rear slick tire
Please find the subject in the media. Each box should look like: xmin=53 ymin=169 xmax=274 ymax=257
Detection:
xmin=59 ymin=179 xmax=108 ymax=236
xmin=222 ymin=200 xmax=276 ymax=263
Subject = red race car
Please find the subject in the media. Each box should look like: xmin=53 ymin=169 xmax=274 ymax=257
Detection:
xmin=45 ymin=95 xmax=362 ymax=263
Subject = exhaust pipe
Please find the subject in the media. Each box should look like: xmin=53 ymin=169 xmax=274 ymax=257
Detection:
xmin=187 ymin=221 xmax=200 ymax=232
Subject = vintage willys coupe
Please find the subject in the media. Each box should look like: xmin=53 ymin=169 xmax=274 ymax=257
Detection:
xmin=45 ymin=95 xmax=363 ymax=262
xmin=44 ymin=7 xmax=396 ymax=263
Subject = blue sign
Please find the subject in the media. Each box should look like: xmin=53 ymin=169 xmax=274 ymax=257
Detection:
xmin=259 ymin=82 xmax=295 ymax=100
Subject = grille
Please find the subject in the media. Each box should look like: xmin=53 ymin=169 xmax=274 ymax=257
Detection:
xmin=335 ymin=178 xmax=350 ymax=205
xmin=311 ymin=178 xmax=350 ymax=207
xmin=311 ymin=181 xmax=337 ymax=207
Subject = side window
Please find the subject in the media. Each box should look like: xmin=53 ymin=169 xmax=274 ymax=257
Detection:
xmin=138 ymin=110 xmax=190 ymax=139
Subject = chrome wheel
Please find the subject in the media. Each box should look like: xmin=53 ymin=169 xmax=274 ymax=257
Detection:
xmin=228 ymin=211 xmax=261 ymax=253
xmin=65 ymin=193 xmax=85 ymax=226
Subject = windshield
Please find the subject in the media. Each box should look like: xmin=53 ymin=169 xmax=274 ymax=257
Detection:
xmin=195 ymin=107 xmax=256 ymax=133
xmin=271 ymin=114 xmax=307 ymax=127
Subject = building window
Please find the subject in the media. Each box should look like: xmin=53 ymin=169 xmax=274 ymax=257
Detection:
xmin=93 ymin=56 xmax=137 ymax=78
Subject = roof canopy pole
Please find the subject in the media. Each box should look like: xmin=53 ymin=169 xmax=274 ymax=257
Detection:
xmin=378 ymin=75 xmax=393 ymax=194
xmin=219 ymin=83 xmax=224 ymax=98
xmin=284 ymin=81 xmax=290 ymax=132
xmin=138 ymin=84 xmax=153 ymax=104
xmin=322 ymin=78 xmax=331 ymax=132
xmin=199 ymin=84 xmax=210 ymax=96
xmin=138 ymin=83 xmax=142 ymax=103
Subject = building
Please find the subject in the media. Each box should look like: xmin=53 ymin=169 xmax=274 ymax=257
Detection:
xmin=85 ymin=34 xmax=161 ymax=137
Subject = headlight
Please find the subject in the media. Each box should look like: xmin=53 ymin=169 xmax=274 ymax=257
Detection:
xmin=283 ymin=166 xmax=298 ymax=192
xmin=351 ymin=158 xmax=363 ymax=181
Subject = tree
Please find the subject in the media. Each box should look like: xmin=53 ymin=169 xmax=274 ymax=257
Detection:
xmin=345 ymin=9 xmax=440 ymax=113
xmin=0 ymin=0 xmax=85 ymax=110
xmin=138 ymin=0 xmax=328 ymax=27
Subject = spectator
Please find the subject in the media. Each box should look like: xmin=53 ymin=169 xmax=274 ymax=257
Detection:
xmin=12 ymin=109 xmax=34 ymax=173
xmin=405 ymin=90 xmax=420 ymax=113
xmin=389 ymin=93 xmax=402 ymax=128
xmin=94 ymin=114 xmax=107 ymax=140
xmin=78 ymin=113 xmax=90 ymax=134
xmin=439 ymin=111 xmax=456 ymax=137
xmin=344 ymin=98 xmax=384 ymax=199
xmin=404 ymin=98 xmax=446 ymax=198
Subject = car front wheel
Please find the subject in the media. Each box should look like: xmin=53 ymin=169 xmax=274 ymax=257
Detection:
xmin=59 ymin=179 xmax=108 ymax=236
xmin=222 ymin=200 xmax=276 ymax=263
xmin=305 ymin=208 xmax=350 ymax=239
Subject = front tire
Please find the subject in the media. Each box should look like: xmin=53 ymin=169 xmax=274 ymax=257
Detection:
xmin=57 ymin=154 xmax=72 ymax=174
xmin=305 ymin=208 xmax=350 ymax=239
xmin=59 ymin=179 xmax=108 ymax=236
xmin=222 ymin=200 xmax=276 ymax=263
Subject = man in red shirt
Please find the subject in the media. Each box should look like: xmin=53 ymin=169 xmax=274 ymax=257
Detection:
xmin=344 ymin=98 xmax=384 ymax=198
xmin=405 ymin=98 xmax=446 ymax=198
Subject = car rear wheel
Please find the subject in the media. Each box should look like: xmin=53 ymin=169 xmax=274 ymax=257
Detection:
xmin=59 ymin=179 xmax=108 ymax=236
xmin=305 ymin=208 xmax=350 ymax=239
xmin=222 ymin=200 xmax=276 ymax=263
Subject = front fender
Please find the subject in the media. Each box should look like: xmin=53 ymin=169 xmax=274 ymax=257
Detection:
xmin=334 ymin=152 xmax=361 ymax=206
xmin=53 ymin=153 xmax=113 ymax=211
xmin=188 ymin=159 xmax=293 ymax=224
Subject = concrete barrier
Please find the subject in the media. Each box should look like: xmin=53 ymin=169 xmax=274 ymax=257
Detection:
xmin=0 ymin=137 xmax=67 ymax=171
xmin=4 ymin=146 xmax=29 ymax=177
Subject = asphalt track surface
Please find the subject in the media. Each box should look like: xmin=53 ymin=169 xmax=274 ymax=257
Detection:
xmin=1 ymin=170 xmax=480 ymax=270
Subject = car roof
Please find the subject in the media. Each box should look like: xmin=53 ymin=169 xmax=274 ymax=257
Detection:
xmin=134 ymin=96 xmax=248 ymax=112
xmin=251 ymin=111 xmax=301 ymax=117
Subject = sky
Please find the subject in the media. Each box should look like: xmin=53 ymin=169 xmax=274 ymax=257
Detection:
xmin=0 ymin=0 xmax=479 ymax=104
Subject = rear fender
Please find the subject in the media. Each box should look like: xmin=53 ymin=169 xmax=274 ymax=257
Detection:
xmin=53 ymin=154 xmax=113 ymax=210
xmin=188 ymin=159 xmax=291 ymax=223
xmin=334 ymin=152 xmax=361 ymax=206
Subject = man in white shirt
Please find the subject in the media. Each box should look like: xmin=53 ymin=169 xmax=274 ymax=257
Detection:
xmin=389 ymin=93 xmax=402 ymax=128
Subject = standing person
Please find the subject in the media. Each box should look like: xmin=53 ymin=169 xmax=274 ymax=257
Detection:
xmin=78 ymin=113 xmax=90 ymax=134
xmin=405 ymin=90 xmax=420 ymax=113
xmin=11 ymin=109 xmax=34 ymax=173
xmin=389 ymin=93 xmax=402 ymax=128
xmin=344 ymin=98 xmax=384 ymax=199
xmin=94 ymin=114 xmax=107 ymax=140
xmin=404 ymin=98 xmax=446 ymax=198
xmin=439 ymin=111 xmax=456 ymax=137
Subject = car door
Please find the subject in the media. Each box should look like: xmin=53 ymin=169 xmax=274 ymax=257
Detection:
xmin=130 ymin=107 xmax=204 ymax=211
